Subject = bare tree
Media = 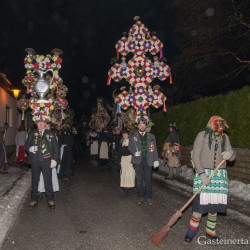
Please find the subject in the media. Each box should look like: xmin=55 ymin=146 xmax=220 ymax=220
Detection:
xmin=166 ymin=0 xmax=250 ymax=104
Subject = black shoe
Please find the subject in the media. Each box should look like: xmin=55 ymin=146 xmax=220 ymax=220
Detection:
xmin=62 ymin=177 xmax=70 ymax=182
xmin=137 ymin=198 xmax=145 ymax=205
xmin=206 ymin=234 xmax=219 ymax=240
xmin=38 ymin=193 xmax=43 ymax=201
xmin=184 ymin=234 xmax=193 ymax=243
xmin=0 ymin=170 xmax=9 ymax=174
xmin=48 ymin=201 xmax=55 ymax=210
xmin=30 ymin=201 xmax=38 ymax=209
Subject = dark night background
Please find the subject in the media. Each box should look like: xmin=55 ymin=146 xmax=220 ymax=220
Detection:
xmin=0 ymin=0 xmax=249 ymax=120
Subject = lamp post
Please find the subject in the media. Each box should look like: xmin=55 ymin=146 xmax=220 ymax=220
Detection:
xmin=11 ymin=89 xmax=21 ymax=99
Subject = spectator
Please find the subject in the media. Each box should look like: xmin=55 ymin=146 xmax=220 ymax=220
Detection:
xmin=15 ymin=122 xmax=28 ymax=167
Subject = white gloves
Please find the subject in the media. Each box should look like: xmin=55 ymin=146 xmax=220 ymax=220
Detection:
xmin=222 ymin=150 xmax=234 ymax=160
xmin=200 ymin=173 xmax=210 ymax=186
xmin=50 ymin=159 xmax=57 ymax=168
xmin=153 ymin=161 xmax=159 ymax=169
xmin=134 ymin=151 xmax=141 ymax=157
xmin=29 ymin=146 xmax=38 ymax=154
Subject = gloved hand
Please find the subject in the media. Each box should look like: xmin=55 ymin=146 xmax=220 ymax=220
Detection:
xmin=222 ymin=150 xmax=234 ymax=160
xmin=134 ymin=151 xmax=141 ymax=157
xmin=200 ymin=173 xmax=210 ymax=186
xmin=153 ymin=161 xmax=159 ymax=169
xmin=50 ymin=159 xmax=57 ymax=168
xmin=29 ymin=146 xmax=38 ymax=154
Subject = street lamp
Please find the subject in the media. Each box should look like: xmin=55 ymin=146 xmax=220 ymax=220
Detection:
xmin=11 ymin=89 xmax=21 ymax=99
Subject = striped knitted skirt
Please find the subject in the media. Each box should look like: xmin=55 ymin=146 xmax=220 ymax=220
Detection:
xmin=192 ymin=169 xmax=228 ymax=214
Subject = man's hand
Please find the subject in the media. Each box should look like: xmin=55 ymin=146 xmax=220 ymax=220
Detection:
xmin=134 ymin=151 xmax=141 ymax=157
xmin=153 ymin=161 xmax=159 ymax=169
xmin=50 ymin=160 xmax=57 ymax=168
xmin=29 ymin=146 xmax=38 ymax=154
xmin=200 ymin=173 xmax=210 ymax=186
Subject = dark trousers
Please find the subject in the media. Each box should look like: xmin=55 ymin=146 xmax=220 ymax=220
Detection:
xmin=0 ymin=143 xmax=7 ymax=171
xmin=31 ymin=159 xmax=54 ymax=202
xmin=134 ymin=157 xmax=152 ymax=199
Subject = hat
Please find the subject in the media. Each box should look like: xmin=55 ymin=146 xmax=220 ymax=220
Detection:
xmin=138 ymin=118 xmax=148 ymax=125
xmin=206 ymin=115 xmax=229 ymax=131
xmin=169 ymin=123 xmax=177 ymax=129
xmin=18 ymin=124 xmax=26 ymax=132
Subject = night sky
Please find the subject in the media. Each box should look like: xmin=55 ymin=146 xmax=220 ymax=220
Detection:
xmin=0 ymin=0 xmax=175 ymax=118
xmin=1 ymin=0 xmax=249 ymax=120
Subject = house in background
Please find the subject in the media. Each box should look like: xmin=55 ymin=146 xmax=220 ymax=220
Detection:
xmin=0 ymin=72 xmax=32 ymax=157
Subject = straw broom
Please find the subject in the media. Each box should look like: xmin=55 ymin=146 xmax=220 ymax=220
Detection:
xmin=151 ymin=160 xmax=226 ymax=246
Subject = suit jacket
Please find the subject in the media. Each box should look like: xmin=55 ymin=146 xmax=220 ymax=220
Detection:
xmin=25 ymin=129 xmax=59 ymax=164
xmin=128 ymin=131 xmax=159 ymax=166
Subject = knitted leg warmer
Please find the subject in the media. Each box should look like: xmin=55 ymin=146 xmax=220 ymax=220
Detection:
xmin=186 ymin=212 xmax=202 ymax=239
xmin=206 ymin=213 xmax=217 ymax=237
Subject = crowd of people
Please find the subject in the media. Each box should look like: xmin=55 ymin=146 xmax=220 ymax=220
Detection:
xmin=0 ymin=120 xmax=82 ymax=209
xmin=1 ymin=114 xmax=237 ymax=243
xmin=86 ymin=119 xmax=160 ymax=205
xmin=85 ymin=115 xmax=236 ymax=242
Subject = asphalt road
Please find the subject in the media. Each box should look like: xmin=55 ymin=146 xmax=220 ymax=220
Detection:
xmin=2 ymin=153 xmax=250 ymax=250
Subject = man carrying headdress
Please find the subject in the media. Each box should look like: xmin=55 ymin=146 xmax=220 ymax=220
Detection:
xmin=25 ymin=116 xmax=59 ymax=209
xmin=128 ymin=118 xmax=159 ymax=205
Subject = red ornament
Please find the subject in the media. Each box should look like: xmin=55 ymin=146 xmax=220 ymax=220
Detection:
xmin=57 ymin=57 xmax=63 ymax=63
xmin=34 ymin=63 xmax=39 ymax=69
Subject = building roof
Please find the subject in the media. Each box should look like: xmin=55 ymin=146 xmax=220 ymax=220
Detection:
xmin=0 ymin=71 xmax=14 ymax=96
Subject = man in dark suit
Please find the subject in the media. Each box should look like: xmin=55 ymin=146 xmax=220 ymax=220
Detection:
xmin=128 ymin=119 xmax=159 ymax=205
xmin=25 ymin=120 xmax=59 ymax=209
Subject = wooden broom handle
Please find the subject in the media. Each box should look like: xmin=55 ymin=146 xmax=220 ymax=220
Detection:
xmin=179 ymin=160 xmax=226 ymax=213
